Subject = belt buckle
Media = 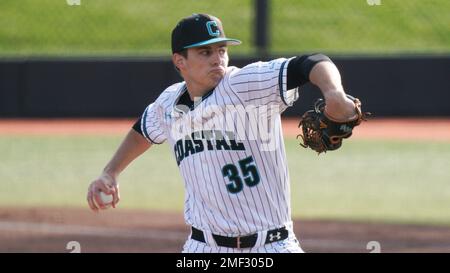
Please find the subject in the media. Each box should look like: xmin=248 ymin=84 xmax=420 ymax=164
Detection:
xmin=236 ymin=236 xmax=241 ymax=249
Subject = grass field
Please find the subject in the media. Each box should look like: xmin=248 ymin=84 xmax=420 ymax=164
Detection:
xmin=1 ymin=0 xmax=449 ymax=56
xmin=1 ymin=135 xmax=449 ymax=226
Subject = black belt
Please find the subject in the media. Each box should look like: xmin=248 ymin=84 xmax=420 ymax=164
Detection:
xmin=191 ymin=226 xmax=289 ymax=249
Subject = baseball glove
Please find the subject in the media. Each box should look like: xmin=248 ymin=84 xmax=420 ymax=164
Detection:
xmin=297 ymin=94 xmax=370 ymax=154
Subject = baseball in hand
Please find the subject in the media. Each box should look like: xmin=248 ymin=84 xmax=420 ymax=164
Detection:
xmin=99 ymin=191 xmax=113 ymax=207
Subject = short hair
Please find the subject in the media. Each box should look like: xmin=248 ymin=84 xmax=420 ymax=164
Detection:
xmin=177 ymin=49 xmax=188 ymax=58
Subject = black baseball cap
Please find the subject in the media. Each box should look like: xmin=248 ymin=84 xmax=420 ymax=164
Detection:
xmin=171 ymin=14 xmax=241 ymax=54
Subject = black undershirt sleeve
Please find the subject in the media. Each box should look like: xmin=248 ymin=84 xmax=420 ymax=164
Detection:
xmin=132 ymin=117 xmax=144 ymax=136
xmin=286 ymin=53 xmax=332 ymax=90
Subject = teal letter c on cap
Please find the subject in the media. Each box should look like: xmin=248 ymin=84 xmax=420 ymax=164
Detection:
xmin=206 ymin=21 xmax=220 ymax=37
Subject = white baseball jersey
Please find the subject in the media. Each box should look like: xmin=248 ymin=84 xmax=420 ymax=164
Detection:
xmin=140 ymin=57 xmax=301 ymax=251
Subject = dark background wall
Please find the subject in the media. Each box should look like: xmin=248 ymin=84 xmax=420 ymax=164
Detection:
xmin=1 ymin=55 xmax=449 ymax=118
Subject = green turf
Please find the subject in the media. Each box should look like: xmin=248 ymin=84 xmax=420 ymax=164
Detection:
xmin=1 ymin=135 xmax=449 ymax=226
xmin=0 ymin=135 xmax=184 ymax=210
xmin=0 ymin=0 xmax=253 ymax=56
xmin=286 ymin=139 xmax=450 ymax=225
xmin=272 ymin=0 xmax=450 ymax=54
xmin=0 ymin=0 xmax=449 ymax=56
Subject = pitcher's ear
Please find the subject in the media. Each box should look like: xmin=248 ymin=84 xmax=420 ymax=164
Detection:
xmin=173 ymin=53 xmax=186 ymax=70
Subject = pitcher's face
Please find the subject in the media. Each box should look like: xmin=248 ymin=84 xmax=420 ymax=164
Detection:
xmin=175 ymin=43 xmax=229 ymax=90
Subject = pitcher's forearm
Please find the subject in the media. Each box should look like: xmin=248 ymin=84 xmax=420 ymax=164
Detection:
xmin=309 ymin=61 xmax=357 ymax=120
xmin=309 ymin=61 xmax=345 ymax=98
xmin=103 ymin=129 xmax=152 ymax=178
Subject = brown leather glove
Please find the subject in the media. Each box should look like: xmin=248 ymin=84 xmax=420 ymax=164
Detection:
xmin=297 ymin=94 xmax=370 ymax=154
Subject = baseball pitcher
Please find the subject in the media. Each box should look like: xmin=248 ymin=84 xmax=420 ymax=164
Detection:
xmin=87 ymin=14 xmax=367 ymax=253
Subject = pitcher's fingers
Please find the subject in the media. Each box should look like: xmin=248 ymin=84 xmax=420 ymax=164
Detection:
xmin=87 ymin=184 xmax=99 ymax=211
xmin=112 ymin=185 xmax=120 ymax=208
xmin=97 ymin=181 xmax=113 ymax=195
xmin=87 ymin=191 xmax=99 ymax=212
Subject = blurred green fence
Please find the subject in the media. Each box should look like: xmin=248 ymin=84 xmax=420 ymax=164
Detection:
xmin=0 ymin=0 xmax=449 ymax=57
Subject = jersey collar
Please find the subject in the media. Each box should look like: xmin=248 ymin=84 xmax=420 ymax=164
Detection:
xmin=173 ymin=83 xmax=215 ymax=113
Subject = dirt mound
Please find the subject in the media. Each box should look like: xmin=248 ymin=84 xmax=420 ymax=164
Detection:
xmin=1 ymin=118 xmax=450 ymax=141
xmin=1 ymin=207 xmax=449 ymax=253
